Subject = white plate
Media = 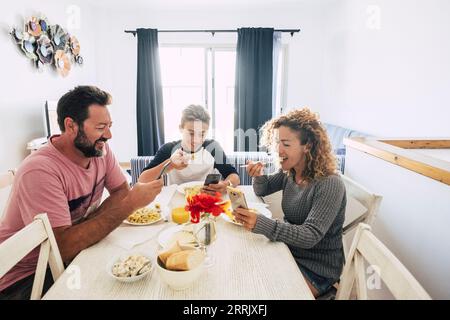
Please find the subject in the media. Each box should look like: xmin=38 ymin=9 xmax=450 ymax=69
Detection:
xmin=221 ymin=205 xmax=272 ymax=226
xmin=176 ymin=181 xmax=205 ymax=195
xmin=123 ymin=205 xmax=168 ymax=226
xmin=157 ymin=225 xmax=197 ymax=248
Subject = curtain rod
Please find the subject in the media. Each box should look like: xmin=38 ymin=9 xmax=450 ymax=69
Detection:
xmin=124 ymin=29 xmax=300 ymax=37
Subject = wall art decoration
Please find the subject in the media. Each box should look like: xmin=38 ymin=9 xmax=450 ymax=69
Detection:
xmin=10 ymin=14 xmax=83 ymax=77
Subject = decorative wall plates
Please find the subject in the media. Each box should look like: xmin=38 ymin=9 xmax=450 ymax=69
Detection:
xmin=37 ymin=35 xmax=54 ymax=64
xmin=54 ymin=50 xmax=71 ymax=77
xmin=69 ymin=35 xmax=80 ymax=56
xmin=10 ymin=14 xmax=83 ymax=76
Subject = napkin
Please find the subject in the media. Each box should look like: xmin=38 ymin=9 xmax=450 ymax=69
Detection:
xmin=148 ymin=184 xmax=178 ymax=220
xmin=104 ymin=224 xmax=166 ymax=250
xmin=151 ymin=184 xmax=178 ymax=207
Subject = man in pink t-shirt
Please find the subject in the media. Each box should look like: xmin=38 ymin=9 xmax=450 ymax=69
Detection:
xmin=0 ymin=86 xmax=163 ymax=299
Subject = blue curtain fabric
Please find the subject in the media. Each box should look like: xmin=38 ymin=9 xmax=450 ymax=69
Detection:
xmin=136 ymin=28 xmax=164 ymax=156
xmin=234 ymin=27 xmax=274 ymax=151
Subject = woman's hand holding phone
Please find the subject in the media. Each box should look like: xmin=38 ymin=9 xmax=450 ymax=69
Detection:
xmin=233 ymin=207 xmax=257 ymax=231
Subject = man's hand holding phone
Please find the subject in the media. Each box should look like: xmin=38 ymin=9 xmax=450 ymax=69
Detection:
xmin=125 ymin=178 xmax=164 ymax=212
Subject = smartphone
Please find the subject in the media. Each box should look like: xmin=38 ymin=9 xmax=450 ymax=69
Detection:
xmin=226 ymin=186 xmax=249 ymax=210
xmin=204 ymin=173 xmax=221 ymax=186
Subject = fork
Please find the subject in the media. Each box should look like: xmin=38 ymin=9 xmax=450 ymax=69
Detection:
xmin=136 ymin=260 xmax=152 ymax=275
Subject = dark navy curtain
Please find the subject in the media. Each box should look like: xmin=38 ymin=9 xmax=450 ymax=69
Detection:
xmin=234 ymin=27 xmax=274 ymax=151
xmin=136 ymin=28 xmax=164 ymax=156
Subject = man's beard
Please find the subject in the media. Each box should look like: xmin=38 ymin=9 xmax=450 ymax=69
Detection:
xmin=74 ymin=128 xmax=107 ymax=158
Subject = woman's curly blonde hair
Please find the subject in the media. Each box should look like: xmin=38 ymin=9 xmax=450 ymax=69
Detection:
xmin=260 ymin=107 xmax=337 ymax=182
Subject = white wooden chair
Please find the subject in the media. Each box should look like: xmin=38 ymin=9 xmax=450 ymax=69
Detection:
xmin=341 ymin=174 xmax=382 ymax=257
xmin=0 ymin=170 xmax=15 ymax=217
xmin=336 ymin=223 xmax=431 ymax=300
xmin=261 ymin=190 xmax=284 ymax=220
xmin=0 ymin=213 xmax=64 ymax=300
xmin=0 ymin=170 xmax=15 ymax=189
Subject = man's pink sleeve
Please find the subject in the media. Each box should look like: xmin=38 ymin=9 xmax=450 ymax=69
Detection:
xmin=18 ymin=170 xmax=72 ymax=228
xmin=104 ymin=147 xmax=127 ymax=192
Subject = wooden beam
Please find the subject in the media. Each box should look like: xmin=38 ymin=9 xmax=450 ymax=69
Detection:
xmin=345 ymin=138 xmax=450 ymax=186
xmin=380 ymin=140 xmax=450 ymax=149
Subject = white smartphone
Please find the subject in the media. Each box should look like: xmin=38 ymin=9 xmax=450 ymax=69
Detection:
xmin=226 ymin=186 xmax=249 ymax=210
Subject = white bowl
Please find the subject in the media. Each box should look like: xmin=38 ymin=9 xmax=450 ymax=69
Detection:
xmin=156 ymin=250 xmax=205 ymax=290
xmin=106 ymin=252 xmax=154 ymax=283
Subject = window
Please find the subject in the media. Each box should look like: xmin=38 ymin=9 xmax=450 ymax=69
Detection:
xmin=159 ymin=45 xmax=285 ymax=153
xmin=159 ymin=47 xmax=205 ymax=143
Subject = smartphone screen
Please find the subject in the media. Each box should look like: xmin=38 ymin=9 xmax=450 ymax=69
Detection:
xmin=204 ymin=173 xmax=221 ymax=186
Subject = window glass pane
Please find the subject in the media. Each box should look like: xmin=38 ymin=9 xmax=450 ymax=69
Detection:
xmin=159 ymin=45 xmax=281 ymax=154
xmin=213 ymin=50 xmax=236 ymax=153
xmin=160 ymin=47 xmax=205 ymax=142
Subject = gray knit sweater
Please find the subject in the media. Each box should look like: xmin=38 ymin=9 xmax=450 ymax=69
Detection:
xmin=252 ymin=170 xmax=346 ymax=280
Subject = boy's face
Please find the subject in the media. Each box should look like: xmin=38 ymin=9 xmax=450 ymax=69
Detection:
xmin=180 ymin=120 xmax=209 ymax=152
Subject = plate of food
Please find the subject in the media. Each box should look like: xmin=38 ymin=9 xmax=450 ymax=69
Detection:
xmin=221 ymin=202 xmax=272 ymax=226
xmin=176 ymin=181 xmax=204 ymax=196
xmin=124 ymin=204 xmax=163 ymax=226
xmin=157 ymin=224 xmax=198 ymax=248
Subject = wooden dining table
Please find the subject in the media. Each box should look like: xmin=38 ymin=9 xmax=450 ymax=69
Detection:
xmin=43 ymin=186 xmax=314 ymax=300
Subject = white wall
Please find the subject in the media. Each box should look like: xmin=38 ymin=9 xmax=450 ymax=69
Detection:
xmin=92 ymin=1 xmax=327 ymax=161
xmin=94 ymin=0 xmax=450 ymax=159
xmin=0 ymin=0 xmax=97 ymax=172
xmin=345 ymin=147 xmax=450 ymax=299
xmin=319 ymin=2 xmax=450 ymax=298
xmin=3 ymin=1 xmax=449 ymax=165
xmin=316 ymin=0 xmax=450 ymax=137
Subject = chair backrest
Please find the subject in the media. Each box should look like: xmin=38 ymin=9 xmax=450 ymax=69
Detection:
xmin=0 ymin=170 xmax=15 ymax=218
xmin=341 ymin=174 xmax=382 ymax=234
xmin=0 ymin=213 xmax=64 ymax=300
xmin=0 ymin=170 xmax=15 ymax=189
xmin=130 ymin=156 xmax=155 ymax=185
xmin=336 ymin=223 xmax=431 ymax=300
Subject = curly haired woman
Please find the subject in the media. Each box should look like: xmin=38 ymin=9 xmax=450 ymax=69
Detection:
xmin=233 ymin=108 xmax=346 ymax=298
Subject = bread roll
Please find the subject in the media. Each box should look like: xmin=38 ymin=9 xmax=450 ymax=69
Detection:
xmin=158 ymin=241 xmax=182 ymax=265
xmin=165 ymin=250 xmax=205 ymax=271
